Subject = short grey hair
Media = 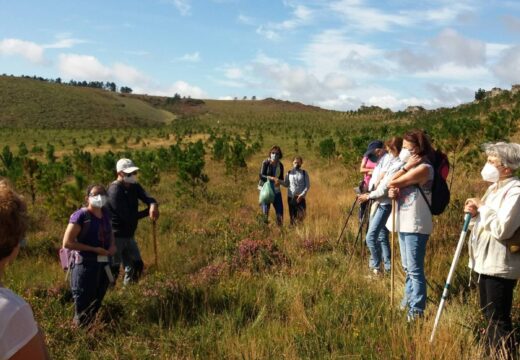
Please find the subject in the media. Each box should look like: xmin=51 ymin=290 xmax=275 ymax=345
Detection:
xmin=482 ymin=142 xmax=520 ymax=169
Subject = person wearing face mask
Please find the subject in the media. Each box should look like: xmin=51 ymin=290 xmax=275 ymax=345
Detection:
xmin=0 ymin=180 xmax=49 ymax=359
xmin=281 ymin=156 xmax=310 ymax=225
xmin=107 ymin=158 xmax=159 ymax=285
xmin=258 ymin=146 xmax=285 ymax=225
xmin=358 ymin=137 xmax=403 ymax=276
xmin=464 ymin=142 xmax=520 ymax=357
xmin=359 ymin=140 xmax=384 ymax=221
xmin=387 ymin=129 xmax=435 ymax=321
xmin=62 ymin=184 xmax=116 ymax=327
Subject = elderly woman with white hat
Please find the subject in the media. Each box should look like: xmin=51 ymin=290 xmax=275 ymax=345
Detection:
xmin=465 ymin=142 xmax=520 ymax=357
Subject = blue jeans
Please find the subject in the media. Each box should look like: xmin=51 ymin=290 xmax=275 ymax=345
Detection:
xmin=71 ymin=259 xmax=110 ymax=327
xmin=399 ymin=232 xmax=429 ymax=316
xmin=261 ymin=191 xmax=283 ymax=225
xmin=112 ymin=237 xmax=144 ymax=285
xmin=365 ymin=203 xmax=391 ymax=271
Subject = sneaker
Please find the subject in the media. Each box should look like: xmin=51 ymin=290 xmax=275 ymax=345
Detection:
xmin=364 ymin=268 xmax=381 ymax=279
xmin=406 ymin=311 xmax=424 ymax=323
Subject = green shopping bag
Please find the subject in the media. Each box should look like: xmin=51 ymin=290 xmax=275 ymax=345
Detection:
xmin=259 ymin=181 xmax=275 ymax=205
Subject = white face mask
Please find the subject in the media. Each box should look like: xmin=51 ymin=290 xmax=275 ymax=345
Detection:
xmin=270 ymin=153 xmax=280 ymax=161
xmin=89 ymin=194 xmax=108 ymax=208
xmin=399 ymin=148 xmax=412 ymax=163
xmin=124 ymin=174 xmax=138 ymax=184
xmin=481 ymin=163 xmax=500 ymax=183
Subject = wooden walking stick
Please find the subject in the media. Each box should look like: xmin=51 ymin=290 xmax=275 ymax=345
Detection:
xmin=152 ymin=219 xmax=158 ymax=268
xmin=391 ymin=199 xmax=396 ymax=310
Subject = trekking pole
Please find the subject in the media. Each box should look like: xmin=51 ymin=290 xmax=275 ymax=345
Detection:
xmin=152 ymin=219 xmax=158 ymax=268
xmin=336 ymin=197 xmax=358 ymax=247
xmin=391 ymin=199 xmax=396 ymax=310
xmin=347 ymin=199 xmax=370 ymax=263
xmin=429 ymin=213 xmax=472 ymax=343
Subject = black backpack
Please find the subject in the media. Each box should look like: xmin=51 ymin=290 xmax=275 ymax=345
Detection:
xmin=417 ymin=150 xmax=450 ymax=215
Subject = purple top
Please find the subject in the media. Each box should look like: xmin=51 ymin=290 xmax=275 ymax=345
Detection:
xmin=69 ymin=208 xmax=112 ymax=259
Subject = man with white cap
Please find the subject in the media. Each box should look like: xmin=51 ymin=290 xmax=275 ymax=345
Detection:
xmin=107 ymin=158 xmax=159 ymax=285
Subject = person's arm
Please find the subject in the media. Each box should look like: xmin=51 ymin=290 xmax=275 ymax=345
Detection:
xmin=280 ymin=172 xmax=290 ymax=188
xmin=259 ymin=160 xmax=269 ymax=181
xmin=359 ymin=157 xmax=372 ymax=174
xmin=476 ymin=187 xmax=520 ymax=241
xmin=136 ymin=184 xmax=159 ymax=221
xmin=62 ymin=223 xmax=109 ymax=256
xmin=10 ymin=330 xmax=49 ymax=360
xmin=388 ymin=164 xmax=430 ymax=189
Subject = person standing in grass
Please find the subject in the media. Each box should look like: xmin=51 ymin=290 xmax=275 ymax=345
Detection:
xmin=464 ymin=142 xmax=520 ymax=358
xmin=281 ymin=156 xmax=310 ymax=225
xmin=358 ymin=137 xmax=403 ymax=276
xmin=388 ymin=129 xmax=434 ymax=321
xmin=0 ymin=180 xmax=49 ymax=359
xmin=258 ymin=146 xmax=284 ymax=225
xmin=108 ymin=158 xmax=159 ymax=285
xmin=62 ymin=184 xmax=116 ymax=328
xmin=358 ymin=140 xmax=384 ymax=221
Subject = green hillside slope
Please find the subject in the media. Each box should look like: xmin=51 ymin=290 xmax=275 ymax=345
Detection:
xmin=0 ymin=76 xmax=173 ymax=128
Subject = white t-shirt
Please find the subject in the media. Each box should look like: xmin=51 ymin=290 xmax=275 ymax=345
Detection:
xmin=0 ymin=287 xmax=38 ymax=360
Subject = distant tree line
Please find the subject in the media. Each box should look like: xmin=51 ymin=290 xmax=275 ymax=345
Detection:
xmin=1 ymin=74 xmax=132 ymax=94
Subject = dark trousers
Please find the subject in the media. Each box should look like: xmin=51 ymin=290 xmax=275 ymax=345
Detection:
xmin=71 ymin=260 xmax=110 ymax=327
xmin=479 ymin=273 xmax=517 ymax=357
xmin=288 ymin=197 xmax=306 ymax=225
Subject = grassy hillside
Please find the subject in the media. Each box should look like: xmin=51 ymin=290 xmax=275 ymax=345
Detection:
xmin=0 ymin=76 xmax=173 ymax=128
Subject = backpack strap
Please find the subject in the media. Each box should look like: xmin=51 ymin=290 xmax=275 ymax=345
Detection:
xmin=416 ymin=185 xmax=432 ymax=214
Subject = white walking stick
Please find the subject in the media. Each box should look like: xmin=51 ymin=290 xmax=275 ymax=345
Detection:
xmin=429 ymin=213 xmax=472 ymax=343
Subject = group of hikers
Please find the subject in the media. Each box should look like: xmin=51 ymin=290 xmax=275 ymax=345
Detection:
xmin=258 ymin=129 xmax=520 ymax=358
xmin=0 ymin=158 xmax=158 ymax=359
xmin=1 ymin=129 xmax=520 ymax=358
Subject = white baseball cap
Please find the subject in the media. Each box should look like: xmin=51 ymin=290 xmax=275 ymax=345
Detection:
xmin=116 ymin=158 xmax=139 ymax=174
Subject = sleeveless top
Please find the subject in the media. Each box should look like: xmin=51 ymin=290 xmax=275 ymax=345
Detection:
xmin=396 ymin=163 xmax=434 ymax=234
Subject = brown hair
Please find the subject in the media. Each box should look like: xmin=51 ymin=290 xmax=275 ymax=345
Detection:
xmin=268 ymin=145 xmax=283 ymax=159
xmin=0 ymin=180 xmax=28 ymax=261
xmin=293 ymin=155 xmax=303 ymax=163
xmin=385 ymin=137 xmax=403 ymax=157
xmin=403 ymin=129 xmax=433 ymax=161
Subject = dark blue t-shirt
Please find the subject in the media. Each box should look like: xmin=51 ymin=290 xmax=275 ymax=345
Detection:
xmin=69 ymin=208 xmax=112 ymax=259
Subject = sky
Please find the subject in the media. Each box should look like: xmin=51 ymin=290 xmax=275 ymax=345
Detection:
xmin=0 ymin=0 xmax=519 ymax=111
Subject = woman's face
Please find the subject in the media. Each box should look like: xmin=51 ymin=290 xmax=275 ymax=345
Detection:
xmin=402 ymin=140 xmax=418 ymax=155
xmin=486 ymin=155 xmax=510 ymax=177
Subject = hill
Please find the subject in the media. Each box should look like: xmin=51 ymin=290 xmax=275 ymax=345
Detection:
xmin=0 ymin=76 xmax=174 ymax=128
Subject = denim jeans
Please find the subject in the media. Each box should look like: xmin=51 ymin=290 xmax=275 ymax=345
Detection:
xmin=261 ymin=191 xmax=283 ymax=225
xmin=365 ymin=203 xmax=391 ymax=271
xmin=71 ymin=259 xmax=109 ymax=327
xmin=112 ymin=237 xmax=144 ymax=285
xmin=398 ymin=232 xmax=429 ymax=316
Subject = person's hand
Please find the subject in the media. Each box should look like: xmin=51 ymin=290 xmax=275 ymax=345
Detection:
xmin=405 ymin=154 xmax=422 ymax=170
xmin=108 ymin=243 xmax=117 ymax=256
xmin=96 ymin=247 xmax=110 ymax=256
xmin=150 ymin=204 xmax=159 ymax=221
xmin=357 ymin=193 xmax=370 ymax=204
xmin=388 ymin=187 xmax=399 ymax=199
xmin=273 ymin=178 xmax=280 ymax=186
xmin=464 ymin=198 xmax=482 ymax=217
xmin=296 ymin=195 xmax=303 ymax=203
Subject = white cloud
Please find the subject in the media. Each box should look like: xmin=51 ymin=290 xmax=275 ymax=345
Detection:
xmin=158 ymin=81 xmax=206 ymax=98
xmin=430 ymin=28 xmax=485 ymax=67
xmin=168 ymin=0 xmax=191 ymax=16
xmin=237 ymin=14 xmax=255 ymax=26
xmin=175 ymin=52 xmax=201 ymax=62
xmin=504 ymin=15 xmax=520 ymax=33
xmin=0 ymin=38 xmax=45 ymax=64
xmin=492 ymin=46 xmax=520 ymax=84
xmin=43 ymin=37 xmax=86 ymax=49
xmin=256 ymin=4 xmax=313 ymax=40
xmin=112 ymin=63 xmax=149 ymax=84
xmin=330 ymin=0 xmax=413 ymax=32
xmin=224 ymin=67 xmax=243 ymax=79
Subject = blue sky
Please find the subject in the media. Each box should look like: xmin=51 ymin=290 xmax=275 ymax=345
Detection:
xmin=1 ymin=0 xmax=519 ymax=110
